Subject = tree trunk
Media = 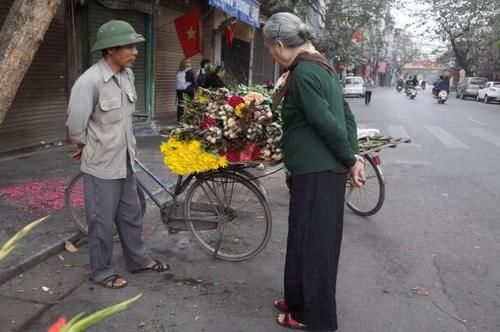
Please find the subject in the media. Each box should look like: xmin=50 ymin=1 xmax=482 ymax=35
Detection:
xmin=450 ymin=38 xmax=471 ymax=76
xmin=0 ymin=0 xmax=62 ymax=125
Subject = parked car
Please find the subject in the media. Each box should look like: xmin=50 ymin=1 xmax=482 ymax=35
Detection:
xmin=456 ymin=77 xmax=488 ymax=99
xmin=343 ymin=76 xmax=365 ymax=97
xmin=477 ymin=81 xmax=500 ymax=103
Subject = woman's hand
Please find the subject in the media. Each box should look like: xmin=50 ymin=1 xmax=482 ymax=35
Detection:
xmin=349 ymin=155 xmax=365 ymax=188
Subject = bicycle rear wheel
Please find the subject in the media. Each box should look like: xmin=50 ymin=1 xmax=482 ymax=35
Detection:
xmin=65 ymin=172 xmax=146 ymax=238
xmin=184 ymin=172 xmax=272 ymax=261
xmin=345 ymin=154 xmax=385 ymax=216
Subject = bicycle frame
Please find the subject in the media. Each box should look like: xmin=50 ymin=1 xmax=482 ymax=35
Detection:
xmin=134 ymin=159 xmax=194 ymax=208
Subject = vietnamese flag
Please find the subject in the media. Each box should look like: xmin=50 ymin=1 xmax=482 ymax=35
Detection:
xmin=175 ymin=8 xmax=201 ymax=59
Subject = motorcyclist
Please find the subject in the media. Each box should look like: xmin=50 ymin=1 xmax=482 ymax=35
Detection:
xmin=396 ymin=78 xmax=404 ymax=91
xmin=436 ymin=76 xmax=450 ymax=95
xmin=405 ymin=76 xmax=417 ymax=94
xmin=411 ymin=76 xmax=419 ymax=87
xmin=405 ymin=76 xmax=413 ymax=87
xmin=433 ymin=75 xmax=444 ymax=96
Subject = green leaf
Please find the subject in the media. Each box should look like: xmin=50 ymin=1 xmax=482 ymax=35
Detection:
xmin=59 ymin=313 xmax=86 ymax=332
xmin=66 ymin=293 xmax=142 ymax=332
xmin=0 ymin=216 xmax=49 ymax=261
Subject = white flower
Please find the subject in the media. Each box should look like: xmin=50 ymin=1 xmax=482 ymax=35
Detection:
xmin=272 ymin=153 xmax=282 ymax=160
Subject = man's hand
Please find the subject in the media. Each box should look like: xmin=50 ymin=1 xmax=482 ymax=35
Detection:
xmin=70 ymin=144 xmax=85 ymax=161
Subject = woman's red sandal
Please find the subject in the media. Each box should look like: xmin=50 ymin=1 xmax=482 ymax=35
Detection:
xmin=276 ymin=313 xmax=307 ymax=330
xmin=274 ymin=299 xmax=289 ymax=312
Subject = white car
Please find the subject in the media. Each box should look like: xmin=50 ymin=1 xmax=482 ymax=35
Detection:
xmin=343 ymin=76 xmax=365 ymax=97
xmin=477 ymin=81 xmax=500 ymax=103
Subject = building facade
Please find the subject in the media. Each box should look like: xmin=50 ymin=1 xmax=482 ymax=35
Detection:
xmin=0 ymin=0 xmax=276 ymax=154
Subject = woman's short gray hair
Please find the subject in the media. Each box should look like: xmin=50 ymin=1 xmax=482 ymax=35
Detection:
xmin=263 ymin=12 xmax=313 ymax=48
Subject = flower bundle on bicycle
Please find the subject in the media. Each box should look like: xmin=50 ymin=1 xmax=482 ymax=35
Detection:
xmin=161 ymin=86 xmax=283 ymax=175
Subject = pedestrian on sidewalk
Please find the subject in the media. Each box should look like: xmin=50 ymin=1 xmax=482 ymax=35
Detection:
xmin=196 ymin=58 xmax=211 ymax=87
xmin=364 ymin=77 xmax=375 ymax=105
xmin=203 ymin=65 xmax=227 ymax=89
xmin=176 ymin=58 xmax=197 ymax=123
xmin=263 ymin=12 xmax=365 ymax=331
xmin=66 ymin=20 xmax=169 ymax=289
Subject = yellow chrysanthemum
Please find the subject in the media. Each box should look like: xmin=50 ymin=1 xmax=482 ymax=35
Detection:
xmin=196 ymin=95 xmax=209 ymax=103
xmin=235 ymin=103 xmax=246 ymax=118
xmin=160 ymin=138 xmax=228 ymax=175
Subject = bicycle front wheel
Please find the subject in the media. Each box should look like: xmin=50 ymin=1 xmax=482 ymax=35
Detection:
xmin=65 ymin=172 xmax=146 ymax=238
xmin=184 ymin=172 xmax=272 ymax=262
xmin=345 ymin=154 xmax=385 ymax=216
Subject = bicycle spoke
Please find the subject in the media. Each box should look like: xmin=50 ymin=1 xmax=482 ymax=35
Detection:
xmin=185 ymin=173 xmax=271 ymax=261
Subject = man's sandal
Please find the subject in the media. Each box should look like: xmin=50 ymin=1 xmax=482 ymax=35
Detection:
xmin=274 ymin=299 xmax=289 ymax=312
xmin=276 ymin=313 xmax=307 ymax=330
xmin=97 ymin=274 xmax=128 ymax=289
xmin=130 ymin=259 xmax=170 ymax=274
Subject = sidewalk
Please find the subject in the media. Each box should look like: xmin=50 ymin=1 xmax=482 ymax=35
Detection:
xmin=0 ymin=129 xmax=175 ymax=286
xmin=0 ymin=129 xmax=291 ymax=332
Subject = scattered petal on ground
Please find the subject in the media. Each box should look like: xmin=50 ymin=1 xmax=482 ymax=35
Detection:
xmin=0 ymin=179 xmax=71 ymax=212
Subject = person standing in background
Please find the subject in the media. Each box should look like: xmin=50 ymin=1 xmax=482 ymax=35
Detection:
xmin=196 ymin=58 xmax=211 ymax=87
xmin=175 ymin=58 xmax=197 ymax=123
xmin=203 ymin=65 xmax=226 ymax=89
xmin=364 ymin=77 xmax=374 ymax=105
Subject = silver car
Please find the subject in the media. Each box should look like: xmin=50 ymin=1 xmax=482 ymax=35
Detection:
xmin=343 ymin=76 xmax=365 ymax=97
xmin=456 ymin=77 xmax=488 ymax=99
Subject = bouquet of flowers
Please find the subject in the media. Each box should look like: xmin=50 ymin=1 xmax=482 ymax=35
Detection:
xmin=161 ymin=85 xmax=283 ymax=175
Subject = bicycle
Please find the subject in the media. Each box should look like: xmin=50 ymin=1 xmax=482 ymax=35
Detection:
xmin=65 ymin=160 xmax=273 ymax=262
xmin=345 ymin=134 xmax=411 ymax=216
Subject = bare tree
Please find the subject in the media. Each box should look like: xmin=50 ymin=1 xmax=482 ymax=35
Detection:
xmin=416 ymin=0 xmax=496 ymax=75
xmin=0 ymin=0 xmax=62 ymax=125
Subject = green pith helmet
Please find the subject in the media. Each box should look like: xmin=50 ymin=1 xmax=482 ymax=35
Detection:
xmin=91 ymin=20 xmax=145 ymax=52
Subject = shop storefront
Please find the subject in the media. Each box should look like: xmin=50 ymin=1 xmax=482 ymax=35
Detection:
xmin=154 ymin=1 xmax=202 ymax=120
xmin=0 ymin=1 xmax=68 ymax=153
xmin=208 ymin=0 xmax=261 ymax=85
xmin=82 ymin=0 xmax=154 ymax=117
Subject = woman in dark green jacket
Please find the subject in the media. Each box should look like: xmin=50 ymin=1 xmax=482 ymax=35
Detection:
xmin=263 ymin=12 xmax=365 ymax=331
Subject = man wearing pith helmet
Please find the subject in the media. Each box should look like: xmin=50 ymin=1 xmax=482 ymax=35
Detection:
xmin=66 ymin=20 xmax=169 ymax=289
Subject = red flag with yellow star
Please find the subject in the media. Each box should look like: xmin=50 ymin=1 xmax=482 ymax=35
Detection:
xmin=174 ymin=8 xmax=201 ymax=58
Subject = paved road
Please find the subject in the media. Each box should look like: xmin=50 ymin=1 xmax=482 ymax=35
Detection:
xmin=1 ymin=87 xmax=499 ymax=332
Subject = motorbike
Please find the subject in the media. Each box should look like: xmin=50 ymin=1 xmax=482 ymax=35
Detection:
xmin=406 ymin=86 xmax=417 ymax=99
xmin=437 ymin=90 xmax=448 ymax=104
xmin=396 ymin=84 xmax=403 ymax=93
xmin=421 ymin=81 xmax=426 ymax=90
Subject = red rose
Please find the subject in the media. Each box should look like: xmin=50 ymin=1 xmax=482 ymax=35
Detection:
xmin=251 ymin=145 xmax=262 ymax=160
xmin=228 ymin=96 xmax=245 ymax=108
xmin=223 ymin=150 xmax=240 ymax=162
xmin=240 ymin=142 xmax=261 ymax=161
xmin=240 ymin=150 xmax=252 ymax=161
xmin=200 ymin=117 xmax=216 ymax=129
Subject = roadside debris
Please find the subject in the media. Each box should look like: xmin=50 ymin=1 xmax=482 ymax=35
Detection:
xmin=64 ymin=240 xmax=78 ymax=253
xmin=411 ymin=287 xmax=430 ymax=296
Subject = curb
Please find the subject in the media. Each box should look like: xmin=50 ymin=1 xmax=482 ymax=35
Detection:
xmin=0 ymin=229 xmax=82 ymax=285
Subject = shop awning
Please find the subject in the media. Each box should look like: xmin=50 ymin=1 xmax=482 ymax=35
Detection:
xmin=209 ymin=0 xmax=260 ymax=28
